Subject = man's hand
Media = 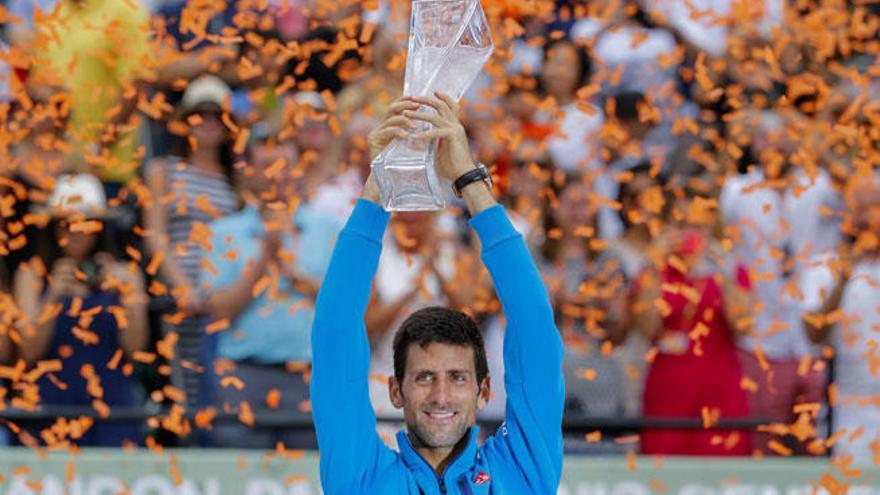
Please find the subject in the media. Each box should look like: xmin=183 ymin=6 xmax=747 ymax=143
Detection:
xmin=362 ymin=98 xmax=420 ymax=204
xmin=362 ymin=93 xmax=495 ymax=214
xmin=408 ymin=92 xmax=497 ymax=215
xmin=367 ymin=98 xmax=420 ymax=162
xmin=406 ymin=92 xmax=475 ymax=181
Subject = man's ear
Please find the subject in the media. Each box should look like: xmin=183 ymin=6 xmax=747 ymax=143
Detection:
xmin=477 ymin=375 xmax=491 ymax=410
xmin=389 ymin=376 xmax=404 ymax=409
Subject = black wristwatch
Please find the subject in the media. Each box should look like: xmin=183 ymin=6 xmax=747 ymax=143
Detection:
xmin=452 ymin=163 xmax=493 ymax=198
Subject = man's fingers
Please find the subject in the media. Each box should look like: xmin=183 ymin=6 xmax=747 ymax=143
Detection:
xmin=407 ymin=95 xmax=448 ymax=116
xmin=372 ymin=126 xmax=410 ymax=146
xmin=411 ymin=128 xmax=450 ymax=142
xmin=376 ymin=115 xmax=416 ymax=131
xmin=433 ymin=92 xmax=458 ymax=113
xmin=404 ymin=109 xmax=444 ymax=127
xmin=386 ymin=99 xmax=420 ymax=117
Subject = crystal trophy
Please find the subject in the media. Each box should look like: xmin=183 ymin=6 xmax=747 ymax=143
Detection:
xmin=371 ymin=0 xmax=493 ymax=211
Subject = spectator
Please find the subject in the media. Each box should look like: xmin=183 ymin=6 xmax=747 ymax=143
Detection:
xmin=611 ymin=162 xmax=665 ymax=277
xmin=12 ymin=173 xmax=148 ymax=447
xmin=643 ymin=0 xmax=783 ymax=58
xmin=538 ymin=176 xmax=628 ymax=425
xmin=289 ymin=91 xmax=337 ymax=188
xmin=30 ymin=0 xmax=152 ymax=192
xmin=606 ymin=163 xmax=667 ymax=417
xmin=202 ymin=135 xmax=341 ymax=449
xmin=143 ymin=75 xmax=240 ymax=418
xmin=630 ymin=183 xmax=753 ymax=455
xmin=595 ymin=91 xmax=659 ymax=239
xmin=538 ymin=38 xmax=603 ymax=173
xmin=308 ymin=111 xmax=376 ymax=221
xmin=1 ymin=92 xmax=70 ymax=279
xmin=719 ymin=115 xmax=831 ymax=455
xmin=574 ymin=1 xmax=678 ymax=96
xmin=800 ymin=174 xmax=880 ymax=464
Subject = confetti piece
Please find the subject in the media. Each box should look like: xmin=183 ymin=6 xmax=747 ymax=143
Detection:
xmin=239 ymin=401 xmax=255 ymax=427
xmin=195 ymin=408 xmax=217 ymax=430
xmin=107 ymin=349 xmax=123 ymax=371
xmin=578 ymin=368 xmax=596 ymax=381
xmin=266 ymin=389 xmax=281 ymax=409
xmin=132 ymin=351 xmax=156 ymax=364
xmin=220 ymin=376 xmax=245 ymax=390
xmin=701 ymin=407 xmax=720 ymax=429
xmin=206 ymin=319 xmax=231 ymax=334
xmin=233 ymin=129 xmax=250 ymax=155
xmin=819 ymin=472 xmax=850 ymax=495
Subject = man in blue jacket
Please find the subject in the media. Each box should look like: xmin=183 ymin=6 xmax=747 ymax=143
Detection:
xmin=310 ymin=92 xmax=565 ymax=494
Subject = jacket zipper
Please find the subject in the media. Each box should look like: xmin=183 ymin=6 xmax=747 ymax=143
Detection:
xmin=410 ymin=447 xmax=453 ymax=494
xmin=406 ymin=431 xmax=477 ymax=494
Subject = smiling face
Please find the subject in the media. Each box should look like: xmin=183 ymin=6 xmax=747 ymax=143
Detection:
xmin=389 ymin=342 xmax=490 ymax=450
xmin=189 ymin=105 xmax=227 ymax=151
xmin=540 ymin=41 xmax=583 ymax=102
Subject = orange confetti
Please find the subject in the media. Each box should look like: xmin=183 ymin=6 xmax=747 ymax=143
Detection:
xmin=266 ymin=389 xmax=281 ymax=409
xmin=132 ymin=351 xmax=156 ymax=364
xmin=578 ymin=368 xmax=596 ymax=381
xmin=818 ymin=473 xmax=850 ymax=495
xmin=233 ymin=129 xmax=250 ymax=155
xmin=238 ymin=401 xmax=255 ymax=427
xmin=205 ymin=319 xmax=231 ymax=334
xmin=107 ymin=349 xmax=123 ymax=371
xmin=195 ymin=407 xmax=217 ymax=430
xmin=767 ymin=440 xmax=793 ymax=456
xmin=220 ymin=376 xmax=245 ymax=390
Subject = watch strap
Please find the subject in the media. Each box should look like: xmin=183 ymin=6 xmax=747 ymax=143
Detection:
xmin=453 ymin=165 xmax=490 ymax=198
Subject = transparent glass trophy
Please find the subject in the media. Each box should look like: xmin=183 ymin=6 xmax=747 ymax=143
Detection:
xmin=371 ymin=0 xmax=493 ymax=211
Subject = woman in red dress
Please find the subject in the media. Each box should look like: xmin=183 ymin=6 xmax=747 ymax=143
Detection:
xmin=630 ymin=187 xmax=754 ymax=456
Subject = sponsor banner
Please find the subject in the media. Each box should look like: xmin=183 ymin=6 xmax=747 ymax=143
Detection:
xmin=0 ymin=449 xmax=876 ymax=494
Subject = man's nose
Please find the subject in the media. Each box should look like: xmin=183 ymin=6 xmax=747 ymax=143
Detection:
xmin=428 ymin=378 xmax=450 ymax=404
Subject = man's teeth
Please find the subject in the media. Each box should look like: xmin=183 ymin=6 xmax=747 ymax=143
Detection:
xmin=428 ymin=412 xmax=454 ymax=418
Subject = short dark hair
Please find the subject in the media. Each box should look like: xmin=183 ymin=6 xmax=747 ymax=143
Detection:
xmin=393 ymin=306 xmax=489 ymax=386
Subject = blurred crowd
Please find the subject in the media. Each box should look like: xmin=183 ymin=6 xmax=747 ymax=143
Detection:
xmin=0 ymin=0 xmax=878 ymax=464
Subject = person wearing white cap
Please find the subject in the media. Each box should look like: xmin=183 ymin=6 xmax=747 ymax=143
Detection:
xmin=143 ymin=75 xmax=240 ymax=420
xmin=12 ymin=173 xmax=149 ymax=446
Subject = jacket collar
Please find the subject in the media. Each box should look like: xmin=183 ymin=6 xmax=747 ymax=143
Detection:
xmin=397 ymin=426 xmax=481 ymax=485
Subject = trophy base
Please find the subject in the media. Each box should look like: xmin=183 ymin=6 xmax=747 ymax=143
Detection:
xmin=371 ymin=140 xmax=447 ymax=212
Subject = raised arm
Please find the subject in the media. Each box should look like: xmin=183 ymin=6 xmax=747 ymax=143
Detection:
xmin=310 ymin=99 xmax=420 ymax=494
xmin=310 ymin=197 xmax=394 ymax=493
xmin=406 ymin=93 xmax=564 ymax=490
xmin=471 ymin=205 xmax=564 ymax=490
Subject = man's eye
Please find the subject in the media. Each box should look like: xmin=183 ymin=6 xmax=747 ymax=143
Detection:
xmin=451 ymin=373 xmax=467 ymax=382
xmin=416 ymin=374 xmax=433 ymax=383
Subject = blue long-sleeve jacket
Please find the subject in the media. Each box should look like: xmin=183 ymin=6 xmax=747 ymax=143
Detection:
xmin=310 ymin=199 xmax=565 ymax=495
